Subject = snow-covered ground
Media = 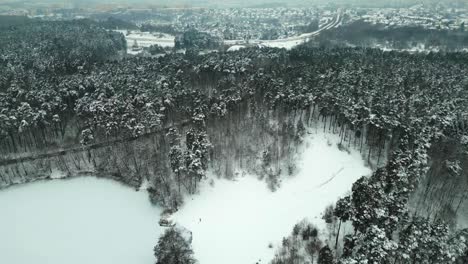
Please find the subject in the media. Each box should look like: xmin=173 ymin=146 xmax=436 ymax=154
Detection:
xmin=259 ymin=39 xmax=306 ymax=49
xmin=377 ymin=43 xmax=441 ymax=53
xmin=0 ymin=126 xmax=369 ymax=264
xmin=114 ymin=30 xmax=175 ymax=54
xmin=0 ymin=177 xmax=162 ymax=264
xmin=227 ymin=45 xmax=246 ymax=52
xmin=172 ymin=129 xmax=371 ymax=264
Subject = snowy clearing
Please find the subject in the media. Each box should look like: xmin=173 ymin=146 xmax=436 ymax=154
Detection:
xmin=114 ymin=30 xmax=174 ymax=54
xmin=0 ymin=128 xmax=370 ymax=264
xmin=115 ymin=30 xmax=175 ymax=48
xmin=172 ymin=129 xmax=371 ymax=264
xmin=0 ymin=177 xmax=162 ymax=264
xmin=227 ymin=45 xmax=246 ymax=52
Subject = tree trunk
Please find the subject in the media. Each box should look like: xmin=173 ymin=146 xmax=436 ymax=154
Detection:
xmin=335 ymin=220 xmax=342 ymax=249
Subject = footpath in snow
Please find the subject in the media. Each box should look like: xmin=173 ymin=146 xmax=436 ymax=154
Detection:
xmin=172 ymin=128 xmax=371 ymax=264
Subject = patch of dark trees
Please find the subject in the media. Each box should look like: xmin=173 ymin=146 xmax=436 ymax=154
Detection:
xmin=174 ymin=29 xmax=223 ymax=50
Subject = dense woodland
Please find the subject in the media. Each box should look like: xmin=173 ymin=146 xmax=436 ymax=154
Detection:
xmin=174 ymin=29 xmax=223 ymax=50
xmin=1 ymin=19 xmax=468 ymax=263
xmin=0 ymin=18 xmax=125 ymax=76
xmin=311 ymin=20 xmax=468 ymax=51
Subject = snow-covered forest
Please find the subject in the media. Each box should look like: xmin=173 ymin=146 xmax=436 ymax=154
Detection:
xmin=1 ymin=9 xmax=468 ymax=264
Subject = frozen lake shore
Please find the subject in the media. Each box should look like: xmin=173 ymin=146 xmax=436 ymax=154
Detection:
xmin=0 ymin=128 xmax=369 ymax=264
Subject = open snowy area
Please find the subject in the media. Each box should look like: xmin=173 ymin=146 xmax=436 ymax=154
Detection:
xmin=114 ymin=30 xmax=175 ymax=54
xmin=0 ymin=128 xmax=370 ymax=264
xmin=121 ymin=31 xmax=175 ymax=48
xmin=0 ymin=178 xmax=162 ymax=264
xmin=172 ymin=129 xmax=371 ymax=264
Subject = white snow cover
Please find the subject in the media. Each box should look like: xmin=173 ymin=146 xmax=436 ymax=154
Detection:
xmin=114 ymin=30 xmax=174 ymax=54
xmin=259 ymin=39 xmax=305 ymax=49
xmin=172 ymin=129 xmax=371 ymax=264
xmin=0 ymin=177 xmax=162 ymax=264
xmin=116 ymin=30 xmax=175 ymax=48
xmin=227 ymin=45 xmax=246 ymax=52
xmin=0 ymin=126 xmax=370 ymax=264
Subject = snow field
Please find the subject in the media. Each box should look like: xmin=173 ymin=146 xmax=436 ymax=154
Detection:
xmin=172 ymin=129 xmax=371 ymax=264
xmin=0 ymin=127 xmax=370 ymax=264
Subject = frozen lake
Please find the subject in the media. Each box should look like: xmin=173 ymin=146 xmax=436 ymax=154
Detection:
xmin=0 ymin=128 xmax=370 ymax=264
xmin=0 ymin=177 xmax=162 ymax=264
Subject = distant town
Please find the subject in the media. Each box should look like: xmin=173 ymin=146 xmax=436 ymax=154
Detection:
xmin=1 ymin=2 xmax=466 ymax=34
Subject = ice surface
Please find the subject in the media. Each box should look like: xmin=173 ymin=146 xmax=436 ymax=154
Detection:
xmin=0 ymin=177 xmax=162 ymax=264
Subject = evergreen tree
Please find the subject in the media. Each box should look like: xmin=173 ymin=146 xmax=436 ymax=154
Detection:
xmin=169 ymin=146 xmax=184 ymax=194
xmin=318 ymin=245 xmax=335 ymax=264
xmin=154 ymin=227 xmax=196 ymax=264
xmin=334 ymin=196 xmax=352 ymax=249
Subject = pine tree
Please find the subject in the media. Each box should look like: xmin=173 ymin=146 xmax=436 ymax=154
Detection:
xmin=154 ymin=228 xmax=196 ymax=264
xmin=318 ymin=245 xmax=335 ymax=264
xmin=169 ymin=146 xmax=184 ymax=194
xmin=334 ymin=196 xmax=352 ymax=249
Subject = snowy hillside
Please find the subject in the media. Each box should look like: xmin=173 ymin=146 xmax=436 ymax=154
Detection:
xmin=172 ymin=128 xmax=371 ymax=264
xmin=0 ymin=127 xmax=370 ymax=264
